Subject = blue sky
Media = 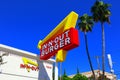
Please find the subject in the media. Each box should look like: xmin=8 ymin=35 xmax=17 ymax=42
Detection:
xmin=0 ymin=0 xmax=120 ymax=79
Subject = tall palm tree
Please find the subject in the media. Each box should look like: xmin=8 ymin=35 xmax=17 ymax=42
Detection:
xmin=77 ymin=14 xmax=95 ymax=80
xmin=91 ymin=1 xmax=111 ymax=79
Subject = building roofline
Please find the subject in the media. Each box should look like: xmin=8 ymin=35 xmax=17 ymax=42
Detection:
xmin=0 ymin=44 xmax=55 ymax=63
xmin=69 ymin=70 xmax=116 ymax=78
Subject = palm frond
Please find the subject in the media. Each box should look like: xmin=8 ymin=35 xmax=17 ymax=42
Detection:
xmin=77 ymin=14 xmax=94 ymax=32
xmin=91 ymin=0 xmax=111 ymax=24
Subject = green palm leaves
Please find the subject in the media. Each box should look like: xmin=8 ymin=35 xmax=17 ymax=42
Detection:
xmin=78 ymin=14 xmax=94 ymax=32
xmin=91 ymin=1 xmax=111 ymax=24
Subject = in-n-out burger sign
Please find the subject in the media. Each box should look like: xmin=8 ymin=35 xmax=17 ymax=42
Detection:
xmin=40 ymin=28 xmax=79 ymax=60
xmin=20 ymin=57 xmax=39 ymax=72
xmin=20 ymin=64 xmax=39 ymax=72
xmin=38 ymin=11 xmax=80 ymax=61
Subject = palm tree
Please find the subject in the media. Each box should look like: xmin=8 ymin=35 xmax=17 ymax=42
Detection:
xmin=91 ymin=1 xmax=111 ymax=79
xmin=77 ymin=14 xmax=95 ymax=80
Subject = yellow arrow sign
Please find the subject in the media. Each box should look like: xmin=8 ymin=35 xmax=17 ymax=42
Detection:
xmin=22 ymin=57 xmax=38 ymax=72
xmin=38 ymin=11 xmax=79 ymax=62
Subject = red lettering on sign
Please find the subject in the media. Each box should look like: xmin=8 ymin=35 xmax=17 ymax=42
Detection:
xmin=40 ymin=28 xmax=79 ymax=60
xmin=20 ymin=64 xmax=39 ymax=71
xmin=46 ymin=65 xmax=52 ymax=69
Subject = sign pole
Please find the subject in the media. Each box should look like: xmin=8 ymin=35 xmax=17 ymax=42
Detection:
xmin=55 ymin=62 xmax=58 ymax=80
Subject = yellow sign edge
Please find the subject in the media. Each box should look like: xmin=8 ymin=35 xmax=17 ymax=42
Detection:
xmin=38 ymin=11 xmax=78 ymax=49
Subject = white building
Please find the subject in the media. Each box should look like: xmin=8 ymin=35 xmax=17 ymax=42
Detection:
xmin=0 ymin=44 xmax=58 ymax=80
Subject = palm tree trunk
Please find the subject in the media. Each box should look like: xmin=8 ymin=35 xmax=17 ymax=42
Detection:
xmin=101 ymin=22 xmax=105 ymax=80
xmin=84 ymin=32 xmax=96 ymax=80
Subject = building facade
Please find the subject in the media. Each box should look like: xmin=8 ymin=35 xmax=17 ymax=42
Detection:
xmin=0 ymin=44 xmax=58 ymax=80
xmin=69 ymin=70 xmax=116 ymax=80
